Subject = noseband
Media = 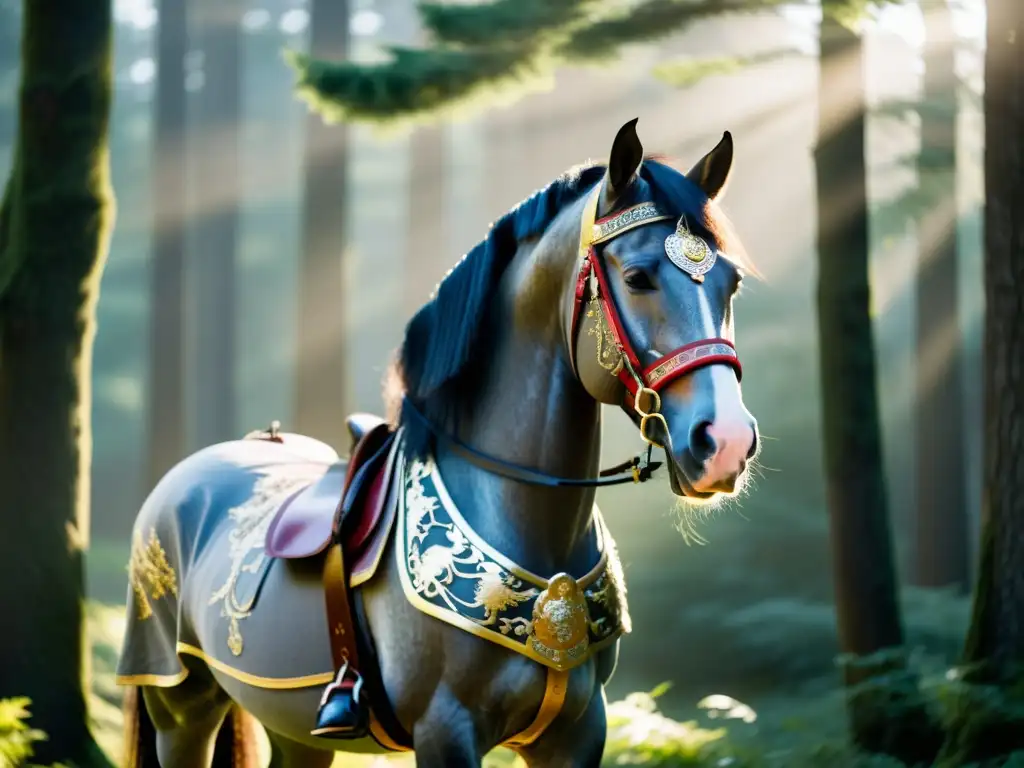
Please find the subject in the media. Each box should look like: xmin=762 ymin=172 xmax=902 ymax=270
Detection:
xmin=568 ymin=186 xmax=743 ymax=449
xmin=404 ymin=182 xmax=743 ymax=488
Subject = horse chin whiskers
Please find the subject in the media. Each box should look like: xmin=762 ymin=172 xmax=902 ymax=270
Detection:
xmin=666 ymin=461 xmax=755 ymax=545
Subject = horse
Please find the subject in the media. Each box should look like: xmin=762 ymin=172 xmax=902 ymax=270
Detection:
xmin=116 ymin=118 xmax=759 ymax=768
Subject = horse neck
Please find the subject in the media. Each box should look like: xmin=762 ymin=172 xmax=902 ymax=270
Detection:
xmin=435 ymin=237 xmax=603 ymax=577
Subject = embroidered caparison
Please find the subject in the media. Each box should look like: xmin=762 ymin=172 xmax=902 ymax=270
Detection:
xmin=395 ymin=453 xmax=630 ymax=672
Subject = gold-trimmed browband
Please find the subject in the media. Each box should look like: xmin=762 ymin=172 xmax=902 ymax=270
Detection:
xmin=590 ymin=201 xmax=674 ymax=246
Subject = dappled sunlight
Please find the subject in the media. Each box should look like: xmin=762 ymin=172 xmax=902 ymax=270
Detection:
xmin=914 ymin=311 xmax=963 ymax=401
xmin=607 ymin=689 xmax=727 ymax=761
xmin=697 ymin=694 xmax=758 ymax=724
xmin=95 ymin=373 xmax=145 ymax=414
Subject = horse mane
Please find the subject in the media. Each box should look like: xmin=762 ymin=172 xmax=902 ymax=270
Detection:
xmin=385 ymin=156 xmax=750 ymax=457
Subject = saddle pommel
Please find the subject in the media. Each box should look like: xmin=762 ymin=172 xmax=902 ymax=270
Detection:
xmin=345 ymin=413 xmax=388 ymax=454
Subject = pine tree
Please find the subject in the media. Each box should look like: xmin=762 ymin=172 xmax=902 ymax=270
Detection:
xmin=912 ymin=0 xmax=969 ymax=593
xmin=294 ymin=0 xmax=352 ymax=444
xmin=286 ymin=0 xmax=803 ymax=126
xmin=190 ymin=0 xmax=243 ymax=448
xmin=0 ymin=0 xmax=116 ymax=763
xmin=937 ymin=0 xmax=1024 ymax=760
xmin=815 ymin=11 xmax=941 ymax=764
xmin=146 ymin=0 xmax=188 ymax=488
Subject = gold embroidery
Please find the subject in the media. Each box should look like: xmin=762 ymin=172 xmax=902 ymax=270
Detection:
xmin=405 ymin=459 xmax=539 ymax=628
xmin=586 ymin=533 xmax=631 ymax=636
xmin=128 ymin=528 xmax=178 ymax=621
xmin=208 ymin=470 xmax=321 ymax=656
xmin=528 ymin=574 xmax=590 ymax=670
xmin=586 ymin=295 xmax=624 ymax=374
xmin=397 ymin=453 xmax=631 ymax=670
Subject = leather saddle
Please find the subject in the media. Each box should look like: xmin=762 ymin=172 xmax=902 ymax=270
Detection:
xmin=264 ymin=413 xmax=398 ymax=581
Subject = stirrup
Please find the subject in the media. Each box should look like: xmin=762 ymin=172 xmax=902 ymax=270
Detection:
xmin=310 ymin=662 xmax=370 ymax=739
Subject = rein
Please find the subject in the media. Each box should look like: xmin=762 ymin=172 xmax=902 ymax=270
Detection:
xmin=405 ymin=181 xmax=743 ymax=489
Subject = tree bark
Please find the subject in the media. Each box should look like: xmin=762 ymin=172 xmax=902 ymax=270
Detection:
xmin=190 ymin=0 xmax=241 ymax=448
xmin=405 ymin=125 xmax=446 ymax=316
xmin=0 ymin=0 xmax=114 ymax=764
xmin=146 ymin=0 xmax=187 ymax=487
xmin=815 ymin=16 xmax=939 ymax=762
xmin=0 ymin=2 xmax=17 ymax=163
xmin=938 ymin=0 xmax=1024 ymax=760
xmin=912 ymin=0 xmax=969 ymax=592
xmin=294 ymin=0 xmax=350 ymax=444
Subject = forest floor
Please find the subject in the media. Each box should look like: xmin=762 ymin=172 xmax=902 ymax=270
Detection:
xmin=83 ymin=602 xmax=1024 ymax=768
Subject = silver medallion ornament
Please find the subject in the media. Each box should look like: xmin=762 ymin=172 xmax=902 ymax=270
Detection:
xmin=664 ymin=217 xmax=715 ymax=282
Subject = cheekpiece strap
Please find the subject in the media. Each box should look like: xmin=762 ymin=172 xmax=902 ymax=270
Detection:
xmin=570 ymin=185 xmax=743 ymax=408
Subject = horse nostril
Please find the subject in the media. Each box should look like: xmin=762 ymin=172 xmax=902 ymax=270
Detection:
xmin=687 ymin=420 xmax=717 ymax=463
xmin=746 ymin=427 xmax=759 ymax=459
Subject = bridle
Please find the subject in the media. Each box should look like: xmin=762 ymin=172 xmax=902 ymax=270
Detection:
xmin=568 ymin=185 xmax=743 ymax=449
xmin=403 ymin=180 xmax=743 ymax=488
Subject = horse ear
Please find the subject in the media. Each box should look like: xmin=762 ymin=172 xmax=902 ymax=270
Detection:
xmin=686 ymin=131 xmax=734 ymax=200
xmin=606 ymin=118 xmax=644 ymax=200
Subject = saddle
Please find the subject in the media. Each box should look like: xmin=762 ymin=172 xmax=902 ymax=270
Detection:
xmin=264 ymin=413 xmax=398 ymax=581
xmin=260 ymin=413 xmax=402 ymax=741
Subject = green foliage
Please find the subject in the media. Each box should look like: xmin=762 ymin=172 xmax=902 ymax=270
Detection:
xmin=287 ymin=44 xmax=555 ymax=125
xmin=603 ymin=690 xmax=727 ymax=766
xmin=0 ymin=698 xmax=67 ymax=768
xmin=0 ymin=699 xmax=45 ymax=768
xmin=652 ymin=48 xmax=804 ymax=88
xmin=419 ymin=0 xmax=598 ymax=48
xmin=289 ymin=0 xmax=804 ymax=124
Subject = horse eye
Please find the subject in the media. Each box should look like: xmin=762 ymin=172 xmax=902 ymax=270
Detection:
xmin=623 ymin=269 xmax=655 ymax=291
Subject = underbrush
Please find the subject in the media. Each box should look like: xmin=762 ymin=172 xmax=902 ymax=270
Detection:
xmin=3 ymin=601 xmax=1004 ymax=768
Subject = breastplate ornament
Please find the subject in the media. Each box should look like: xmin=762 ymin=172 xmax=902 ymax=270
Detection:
xmin=396 ymin=454 xmax=630 ymax=672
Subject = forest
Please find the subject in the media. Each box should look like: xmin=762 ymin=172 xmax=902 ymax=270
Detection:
xmin=0 ymin=0 xmax=1021 ymax=766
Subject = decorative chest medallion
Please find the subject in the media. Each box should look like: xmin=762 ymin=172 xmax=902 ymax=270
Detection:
xmin=665 ymin=217 xmax=716 ymax=282
xmin=528 ymin=573 xmax=591 ymax=670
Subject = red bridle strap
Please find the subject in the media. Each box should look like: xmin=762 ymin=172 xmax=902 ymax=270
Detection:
xmin=569 ymin=187 xmax=742 ymax=406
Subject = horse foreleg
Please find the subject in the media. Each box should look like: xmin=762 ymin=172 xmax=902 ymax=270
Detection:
xmin=517 ymin=688 xmax=607 ymax=768
xmin=411 ymin=686 xmax=482 ymax=768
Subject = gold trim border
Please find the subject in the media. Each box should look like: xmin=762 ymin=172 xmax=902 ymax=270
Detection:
xmin=397 ymin=466 xmax=623 ymax=671
xmin=116 ymin=643 xmax=334 ymax=690
xmin=428 ymin=459 xmax=609 ymax=590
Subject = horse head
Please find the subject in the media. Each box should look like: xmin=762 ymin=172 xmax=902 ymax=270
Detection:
xmin=565 ymin=119 xmax=758 ymax=502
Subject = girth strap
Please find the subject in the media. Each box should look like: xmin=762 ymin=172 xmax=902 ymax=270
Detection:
xmin=504 ymin=668 xmax=571 ymax=751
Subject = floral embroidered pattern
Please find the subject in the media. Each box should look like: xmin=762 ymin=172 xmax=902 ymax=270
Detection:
xmin=399 ymin=456 xmax=630 ymax=670
xmin=208 ymin=468 xmax=322 ymax=656
xmin=128 ymin=528 xmax=178 ymax=621
xmin=405 ymin=460 xmax=539 ymax=627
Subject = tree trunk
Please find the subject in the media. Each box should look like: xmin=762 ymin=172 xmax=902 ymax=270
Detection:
xmin=294 ymin=0 xmax=350 ymax=444
xmin=912 ymin=0 xmax=969 ymax=592
xmin=937 ymin=0 xmax=1024 ymax=760
xmin=0 ymin=0 xmax=114 ymax=764
xmin=405 ymin=125 xmax=445 ymax=316
xmin=0 ymin=2 xmax=17 ymax=166
xmin=146 ymin=0 xmax=187 ymax=487
xmin=190 ymin=0 xmax=241 ymax=448
xmin=814 ymin=16 xmax=940 ymax=763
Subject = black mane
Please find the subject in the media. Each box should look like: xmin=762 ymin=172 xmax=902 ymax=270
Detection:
xmin=389 ymin=157 xmax=744 ymax=457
